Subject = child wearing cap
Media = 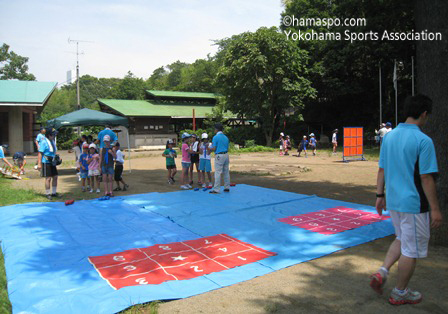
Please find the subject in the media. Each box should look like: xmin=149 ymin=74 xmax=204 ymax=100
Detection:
xmin=162 ymin=139 xmax=177 ymax=184
xmin=113 ymin=142 xmax=129 ymax=191
xmin=284 ymin=135 xmax=291 ymax=156
xmin=199 ymin=133 xmax=212 ymax=188
xmin=79 ymin=144 xmax=90 ymax=192
xmin=87 ymin=143 xmax=101 ymax=193
xmin=189 ymin=134 xmax=200 ymax=185
xmin=180 ymin=133 xmax=193 ymax=190
xmin=298 ymin=135 xmax=308 ymax=157
xmin=279 ymin=133 xmax=285 ymax=156
xmin=309 ymin=133 xmax=317 ymax=156
xmin=100 ymin=135 xmax=116 ymax=196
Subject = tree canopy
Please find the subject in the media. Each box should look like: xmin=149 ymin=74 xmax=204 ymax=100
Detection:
xmin=0 ymin=43 xmax=36 ymax=81
xmin=216 ymin=26 xmax=316 ymax=146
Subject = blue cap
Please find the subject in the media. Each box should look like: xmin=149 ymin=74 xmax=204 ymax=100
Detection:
xmin=181 ymin=132 xmax=191 ymax=139
xmin=386 ymin=122 xmax=392 ymax=127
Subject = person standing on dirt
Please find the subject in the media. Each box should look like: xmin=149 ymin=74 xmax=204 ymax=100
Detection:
xmin=332 ymin=129 xmax=338 ymax=154
xmin=370 ymin=95 xmax=443 ymax=305
xmin=209 ymin=123 xmax=230 ymax=194
xmin=37 ymin=128 xmax=60 ymax=200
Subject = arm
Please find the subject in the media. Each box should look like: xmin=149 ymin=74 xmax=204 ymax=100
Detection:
xmin=421 ymin=174 xmax=443 ymax=228
xmin=21 ymin=159 xmax=27 ymax=171
xmin=2 ymin=158 xmax=13 ymax=168
xmin=37 ymin=152 xmax=42 ymax=170
xmin=375 ymin=168 xmax=386 ymax=216
xmin=99 ymin=150 xmax=103 ymax=168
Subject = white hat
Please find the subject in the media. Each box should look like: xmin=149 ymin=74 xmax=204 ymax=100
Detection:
xmin=280 ymin=132 xmax=284 ymax=136
xmin=310 ymin=133 xmax=315 ymax=137
xmin=103 ymin=135 xmax=111 ymax=142
xmin=303 ymin=135 xmax=307 ymax=138
xmin=201 ymin=133 xmax=208 ymax=139
xmin=89 ymin=143 xmax=97 ymax=149
xmin=181 ymin=132 xmax=191 ymax=139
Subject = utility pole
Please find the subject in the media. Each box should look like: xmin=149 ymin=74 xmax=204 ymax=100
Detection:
xmin=68 ymin=38 xmax=92 ymax=134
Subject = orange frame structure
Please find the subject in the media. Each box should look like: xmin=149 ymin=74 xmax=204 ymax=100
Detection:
xmin=343 ymin=127 xmax=366 ymax=162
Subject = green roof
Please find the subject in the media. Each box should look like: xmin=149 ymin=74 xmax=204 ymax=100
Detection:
xmin=0 ymin=80 xmax=57 ymax=105
xmin=98 ymin=99 xmax=216 ymax=118
xmin=146 ymin=90 xmax=219 ymax=100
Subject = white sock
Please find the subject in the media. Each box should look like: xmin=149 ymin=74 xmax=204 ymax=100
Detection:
xmin=379 ymin=266 xmax=389 ymax=276
xmin=52 ymin=186 xmax=57 ymax=194
xmin=46 ymin=189 xmax=50 ymax=195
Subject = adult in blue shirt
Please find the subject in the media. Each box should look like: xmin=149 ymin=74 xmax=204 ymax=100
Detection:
xmin=370 ymin=95 xmax=443 ymax=305
xmin=38 ymin=128 xmax=60 ymax=200
xmin=208 ymin=123 xmax=230 ymax=194
xmin=98 ymin=126 xmax=118 ymax=149
xmin=0 ymin=145 xmax=13 ymax=169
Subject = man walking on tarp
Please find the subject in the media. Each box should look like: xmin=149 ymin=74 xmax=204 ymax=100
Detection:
xmin=208 ymin=123 xmax=230 ymax=194
xmin=370 ymin=95 xmax=443 ymax=305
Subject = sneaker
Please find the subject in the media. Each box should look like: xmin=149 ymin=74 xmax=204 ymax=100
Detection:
xmin=96 ymin=189 xmax=101 ymax=194
xmin=168 ymin=179 xmax=173 ymax=185
xmin=186 ymin=184 xmax=192 ymax=189
xmin=82 ymin=187 xmax=86 ymax=192
xmin=89 ymin=189 xmax=94 ymax=193
xmin=46 ymin=194 xmax=52 ymax=200
xmin=180 ymin=185 xmax=189 ymax=190
xmin=51 ymin=193 xmax=60 ymax=198
xmin=123 ymin=184 xmax=128 ymax=191
xmin=224 ymin=188 xmax=230 ymax=192
xmin=202 ymin=183 xmax=206 ymax=188
xmin=370 ymin=271 xmax=387 ymax=295
xmin=209 ymin=190 xmax=219 ymax=194
xmin=170 ymin=177 xmax=175 ymax=183
xmin=389 ymin=288 xmax=422 ymax=305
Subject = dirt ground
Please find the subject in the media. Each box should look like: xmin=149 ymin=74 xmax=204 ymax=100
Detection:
xmin=11 ymin=151 xmax=448 ymax=314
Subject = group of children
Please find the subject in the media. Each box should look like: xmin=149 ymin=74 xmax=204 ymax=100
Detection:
xmin=74 ymin=135 xmax=128 ymax=196
xmin=163 ymin=132 xmax=213 ymax=190
xmin=279 ymin=133 xmax=318 ymax=157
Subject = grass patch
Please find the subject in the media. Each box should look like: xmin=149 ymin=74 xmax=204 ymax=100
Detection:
xmin=230 ymin=146 xmax=276 ymax=154
xmin=0 ymin=178 xmax=48 ymax=207
xmin=231 ymin=170 xmax=272 ymax=176
xmin=0 ymin=248 xmax=12 ymax=314
xmin=120 ymin=301 xmax=161 ymax=314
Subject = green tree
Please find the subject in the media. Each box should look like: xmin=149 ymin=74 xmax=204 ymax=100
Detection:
xmin=217 ymin=26 xmax=316 ymax=146
xmin=166 ymin=61 xmax=188 ymax=89
xmin=177 ymin=57 xmax=218 ymax=92
xmin=146 ymin=66 xmax=169 ymax=90
xmin=0 ymin=43 xmax=36 ymax=80
xmin=111 ymin=71 xmax=146 ymax=100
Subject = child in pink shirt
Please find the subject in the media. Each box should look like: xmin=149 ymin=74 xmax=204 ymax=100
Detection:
xmin=87 ymin=143 xmax=101 ymax=193
xmin=180 ymin=133 xmax=193 ymax=190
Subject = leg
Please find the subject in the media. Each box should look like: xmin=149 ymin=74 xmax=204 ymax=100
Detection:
xmin=171 ymin=168 xmax=177 ymax=179
xmin=223 ymin=155 xmax=230 ymax=190
xmin=52 ymin=175 xmax=58 ymax=195
xmin=102 ymin=174 xmax=107 ymax=194
xmin=213 ymin=157 xmax=223 ymax=192
xmin=382 ymin=238 xmax=402 ymax=270
xmin=45 ymin=177 xmax=51 ymax=194
xmin=396 ymin=256 xmax=416 ymax=290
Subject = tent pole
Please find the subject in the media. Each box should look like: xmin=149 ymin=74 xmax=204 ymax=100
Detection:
xmin=127 ymin=128 xmax=131 ymax=173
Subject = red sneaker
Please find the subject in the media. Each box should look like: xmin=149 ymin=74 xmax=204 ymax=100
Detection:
xmin=370 ymin=272 xmax=387 ymax=295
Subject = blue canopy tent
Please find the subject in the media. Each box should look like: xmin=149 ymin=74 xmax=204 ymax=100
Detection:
xmin=47 ymin=108 xmax=132 ymax=171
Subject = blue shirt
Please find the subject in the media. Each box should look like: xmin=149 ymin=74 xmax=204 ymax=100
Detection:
xmin=379 ymin=123 xmax=438 ymax=214
xmin=310 ymin=138 xmax=316 ymax=146
xmin=98 ymin=129 xmax=118 ymax=148
xmin=79 ymin=153 xmax=89 ymax=171
xmin=38 ymin=138 xmax=57 ymax=164
xmin=36 ymin=133 xmax=45 ymax=145
xmin=212 ymin=132 xmax=229 ymax=154
xmin=0 ymin=147 xmax=4 ymax=159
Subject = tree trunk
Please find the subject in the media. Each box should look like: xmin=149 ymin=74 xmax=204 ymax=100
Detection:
xmin=415 ymin=0 xmax=448 ymax=246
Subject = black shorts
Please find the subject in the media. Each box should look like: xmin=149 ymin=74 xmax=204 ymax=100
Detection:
xmin=166 ymin=165 xmax=177 ymax=170
xmin=114 ymin=164 xmax=123 ymax=181
xmin=41 ymin=163 xmax=58 ymax=177
xmin=190 ymin=154 xmax=199 ymax=163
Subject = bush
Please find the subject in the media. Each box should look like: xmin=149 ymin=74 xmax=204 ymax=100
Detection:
xmin=245 ymin=139 xmax=256 ymax=147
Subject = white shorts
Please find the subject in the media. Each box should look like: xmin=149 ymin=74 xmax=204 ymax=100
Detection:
xmin=88 ymin=169 xmax=100 ymax=177
xmin=390 ymin=210 xmax=430 ymax=258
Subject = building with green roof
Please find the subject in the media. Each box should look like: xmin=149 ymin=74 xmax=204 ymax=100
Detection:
xmin=0 ymin=80 xmax=57 ymax=153
xmin=98 ymin=90 xmax=228 ymax=149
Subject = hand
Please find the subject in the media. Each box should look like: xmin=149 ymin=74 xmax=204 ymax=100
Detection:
xmin=37 ymin=164 xmax=42 ymax=170
xmin=375 ymin=197 xmax=386 ymax=216
xmin=430 ymin=209 xmax=443 ymax=228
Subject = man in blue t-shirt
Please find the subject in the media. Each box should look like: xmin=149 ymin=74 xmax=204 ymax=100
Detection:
xmin=208 ymin=123 xmax=230 ymax=194
xmin=98 ymin=126 xmax=118 ymax=149
xmin=370 ymin=95 xmax=443 ymax=305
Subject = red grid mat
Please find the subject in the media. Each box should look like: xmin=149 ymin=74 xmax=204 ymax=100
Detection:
xmin=278 ymin=206 xmax=390 ymax=235
xmin=88 ymin=234 xmax=276 ymax=289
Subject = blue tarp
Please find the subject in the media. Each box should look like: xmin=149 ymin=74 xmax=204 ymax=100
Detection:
xmin=0 ymin=185 xmax=394 ymax=313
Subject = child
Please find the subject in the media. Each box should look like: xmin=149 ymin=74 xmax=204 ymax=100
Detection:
xmin=180 ymin=133 xmax=193 ymax=190
xmin=309 ymin=133 xmax=317 ymax=156
xmin=87 ymin=143 xmax=101 ymax=193
xmin=71 ymin=140 xmax=82 ymax=181
xmin=279 ymin=132 xmax=285 ymax=156
xmin=113 ymin=142 xmax=129 ymax=191
xmin=199 ymin=133 xmax=213 ymax=188
xmin=284 ymin=135 xmax=291 ymax=156
xmin=332 ymin=129 xmax=338 ymax=154
xmin=78 ymin=143 xmax=90 ymax=192
xmin=100 ymin=135 xmax=116 ymax=196
xmin=12 ymin=151 xmax=27 ymax=174
xmin=189 ymin=134 xmax=200 ymax=185
xmin=298 ymin=135 xmax=308 ymax=157
xmin=162 ymin=139 xmax=177 ymax=184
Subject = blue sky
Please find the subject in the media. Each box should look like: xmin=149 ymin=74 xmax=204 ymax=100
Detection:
xmin=1 ymin=0 xmax=283 ymax=83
